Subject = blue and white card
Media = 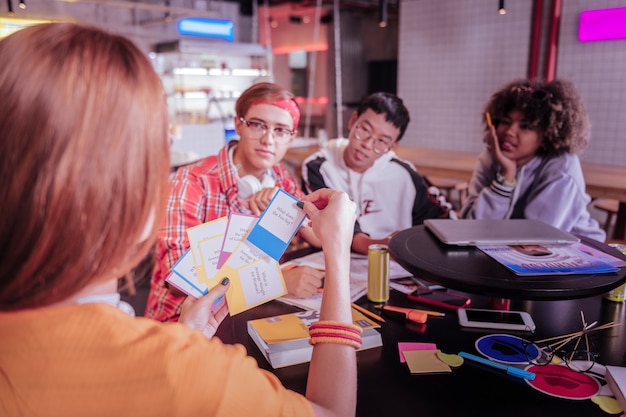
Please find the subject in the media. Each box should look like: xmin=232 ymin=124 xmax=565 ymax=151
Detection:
xmin=246 ymin=189 xmax=306 ymax=261
xmin=166 ymin=249 xmax=208 ymax=298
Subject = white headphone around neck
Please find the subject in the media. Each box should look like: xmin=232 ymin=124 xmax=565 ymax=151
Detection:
xmin=238 ymin=172 xmax=276 ymax=200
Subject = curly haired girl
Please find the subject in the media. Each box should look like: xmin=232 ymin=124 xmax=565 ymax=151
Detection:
xmin=460 ymin=79 xmax=605 ymax=241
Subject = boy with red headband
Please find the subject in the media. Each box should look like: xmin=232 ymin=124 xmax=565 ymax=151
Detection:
xmin=146 ymin=82 xmax=323 ymax=322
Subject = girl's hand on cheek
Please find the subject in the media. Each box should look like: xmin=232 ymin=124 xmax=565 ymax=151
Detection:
xmin=488 ymin=126 xmax=516 ymax=178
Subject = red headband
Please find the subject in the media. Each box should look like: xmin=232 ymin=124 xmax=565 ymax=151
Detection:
xmin=253 ymin=99 xmax=300 ymax=130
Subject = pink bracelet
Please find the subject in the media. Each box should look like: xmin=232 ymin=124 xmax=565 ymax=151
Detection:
xmin=309 ymin=320 xmax=362 ymax=334
xmin=309 ymin=321 xmax=363 ymax=349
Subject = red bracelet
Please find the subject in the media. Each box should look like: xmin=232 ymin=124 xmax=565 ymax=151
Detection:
xmin=309 ymin=321 xmax=363 ymax=349
xmin=309 ymin=320 xmax=362 ymax=334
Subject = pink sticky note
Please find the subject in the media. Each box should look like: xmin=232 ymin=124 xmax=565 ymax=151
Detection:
xmin=398 ymin=342 xmax=437 ymax=363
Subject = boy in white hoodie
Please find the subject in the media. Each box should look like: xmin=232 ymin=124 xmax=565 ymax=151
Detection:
xmin=302 ymin=92 xmax=451 ymax=254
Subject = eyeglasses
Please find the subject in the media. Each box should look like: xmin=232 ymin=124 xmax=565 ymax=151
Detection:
xmin=352 ymin=123 xmax=394 ymax=154
xmin=525 ymin=345 xmax=597 ymax=373
xmin=523 ymin=311 xmax=620 ymax=373
xmin=239 ymin=117 xmax=295 ymax=143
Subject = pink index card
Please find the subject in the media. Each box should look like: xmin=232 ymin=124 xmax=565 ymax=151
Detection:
xmin=217 ymin=213 xmax=258 ymax=269
xmin=398 ymin=342 xmax=437 ymax=363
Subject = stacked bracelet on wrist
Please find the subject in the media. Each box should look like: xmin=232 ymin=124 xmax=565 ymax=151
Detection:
xmin=309 ymin=320 xmax=363 ymax=349
xmin=496 ymin=172 xmax=516 ymax=187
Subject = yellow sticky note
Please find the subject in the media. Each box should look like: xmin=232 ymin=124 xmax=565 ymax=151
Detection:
xmin=404 ymin=349 xmax=451 ymax=374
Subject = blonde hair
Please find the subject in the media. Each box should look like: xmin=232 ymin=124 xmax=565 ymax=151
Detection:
xmin=0 ymin=23 xmax=170 ymax=310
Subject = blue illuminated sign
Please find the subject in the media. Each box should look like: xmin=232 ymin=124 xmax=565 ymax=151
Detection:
xmin=177 ymin=18 xmax=234 ymax=41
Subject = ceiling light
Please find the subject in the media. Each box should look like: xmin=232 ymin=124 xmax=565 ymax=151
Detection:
xmin=379 ymin=0 xmax=388 ymax=28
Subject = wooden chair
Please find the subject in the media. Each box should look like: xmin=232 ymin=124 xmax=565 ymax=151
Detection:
xmin=592 ymin=198 xmax=619 ymax=235
xmin=454 ymin=181 xmax=469 ymax=208
xmin=424 ymin=176 xmax=468 ymax=210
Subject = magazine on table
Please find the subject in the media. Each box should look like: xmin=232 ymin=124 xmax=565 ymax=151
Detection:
xmin=478 ymin=242 xmax=626 ymax=276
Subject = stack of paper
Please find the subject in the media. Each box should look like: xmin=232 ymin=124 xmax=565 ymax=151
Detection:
xmin=606 ymin=365 xmax=626 ymax=411
xmin=247 ymin=307 xmax=382 ymax=368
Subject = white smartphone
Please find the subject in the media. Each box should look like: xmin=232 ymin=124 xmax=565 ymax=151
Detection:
xmin=457 ymin=308 xmax=536 ymax=332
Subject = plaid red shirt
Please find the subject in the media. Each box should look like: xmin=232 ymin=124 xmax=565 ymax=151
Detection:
xmin=145 ymin=141 xmax=304 ymax=322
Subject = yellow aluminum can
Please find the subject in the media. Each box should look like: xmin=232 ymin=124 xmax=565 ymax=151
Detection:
xmin=368 ymin=244 xmax=389 ymax=303
xmin=605 ymin=284 xmax=626 ymax=302
xmin=606 ymin=243 xmax=626 ymax=302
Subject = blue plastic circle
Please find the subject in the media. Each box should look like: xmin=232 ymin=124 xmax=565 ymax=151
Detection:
xmin=475 ymin=333 xmax=539 ymax=364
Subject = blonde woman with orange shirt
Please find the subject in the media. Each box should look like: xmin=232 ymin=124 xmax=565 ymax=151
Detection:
xmin=0 ymin=23 xmax=358 ymax=417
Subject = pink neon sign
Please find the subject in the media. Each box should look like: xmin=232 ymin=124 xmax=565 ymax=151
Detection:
xmin=579 ymin=7 xmax=626 ymax=42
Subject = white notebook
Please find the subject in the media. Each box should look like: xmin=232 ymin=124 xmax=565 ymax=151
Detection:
xmin=606 ymin=365 xmax=626 ymax=412
xmin=424 ymin=219 xmax=580 ymax=246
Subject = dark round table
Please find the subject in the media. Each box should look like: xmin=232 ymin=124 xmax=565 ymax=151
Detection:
xmin=388 ymin=225 xmax=626 ymax=300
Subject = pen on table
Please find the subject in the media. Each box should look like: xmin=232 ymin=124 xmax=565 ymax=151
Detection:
xmin=379 ymin=305 xmax=428 ymax=324
xmin=351 ymin=303 xmax=386 ymax=323
xmin=376 ymin=304 xmax=445 ymax=318
xmin=458 ymin=351 xmax=535 ymax=380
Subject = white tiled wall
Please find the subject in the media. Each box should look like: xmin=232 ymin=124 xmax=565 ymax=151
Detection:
xmin=398 ymin=0 xmax=532 ymax=154
xmin=398 ymin=0 xmax=626 ymax=166
xmin=170 ymin=123 xmax=229 ymax=166
xmin=559 ymin=0 xmax=626 ymax=165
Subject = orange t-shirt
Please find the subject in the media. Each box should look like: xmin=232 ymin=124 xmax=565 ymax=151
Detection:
xmin=0 ymin=304 xmax=314 ymax=417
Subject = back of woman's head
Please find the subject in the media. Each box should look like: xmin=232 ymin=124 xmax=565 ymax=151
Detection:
xmin=0 ymin=23 xmax=170 ymax=310
xmin=484 ymin=78 xmax=589 ymax=156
